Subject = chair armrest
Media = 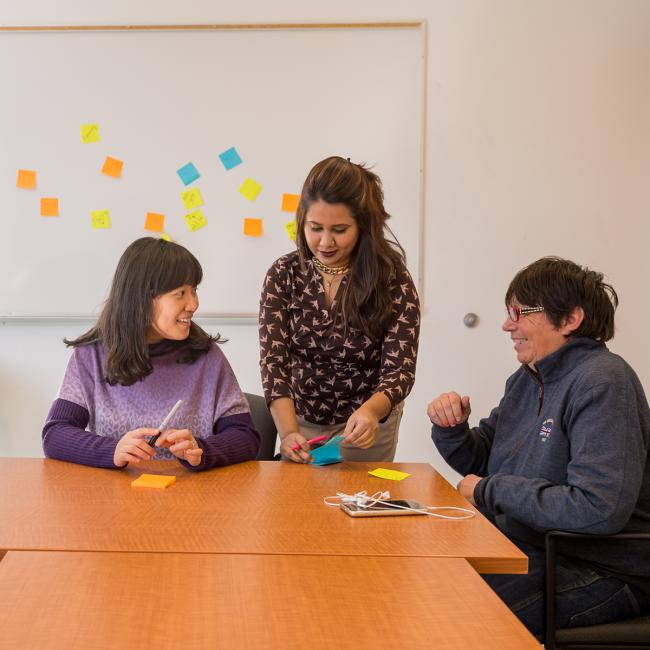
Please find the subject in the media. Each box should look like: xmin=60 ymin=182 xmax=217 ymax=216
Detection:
xmin=544 ymin=530 xmax=650 ymax=650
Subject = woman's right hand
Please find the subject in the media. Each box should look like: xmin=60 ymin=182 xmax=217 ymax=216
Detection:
xmin=279 ymin=432 xmax=313 ymax=464
xmin=113 ymin=428 xmax=158 ymax=467
xmin=427 ymin=392 xmax=471 ymax=428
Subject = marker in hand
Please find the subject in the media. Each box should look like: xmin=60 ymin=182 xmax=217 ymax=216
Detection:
xmin=148 ymin=400 xmax=183 ymax=448
xmin=291 ymin=435 xmax=328 ymax=452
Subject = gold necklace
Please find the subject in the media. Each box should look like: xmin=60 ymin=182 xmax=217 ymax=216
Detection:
xmin=312 ymin=256 xmax=350 ymax=275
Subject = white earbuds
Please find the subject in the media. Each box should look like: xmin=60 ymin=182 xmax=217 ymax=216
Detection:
xmin=324 ymin=490 xmax=475 ymax=520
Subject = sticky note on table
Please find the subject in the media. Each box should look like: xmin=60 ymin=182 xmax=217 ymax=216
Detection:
xmin=284 ymin=221 xmax=297 ymax=241
xmin=281 ymin=193 xmax=300 ymax=213
xmin=181 ymin=187 xmax=204 ymax=210
xmin=80 ymin=123 xmax=100 ymax=143
xmin=219 ymin=146 xmax=242 ymax=170
xmin=40 ymin=197 xmax=59 ymax=217
xmin=131 ymin=474 xmax=176 ymax=489
xmin=144 ymin=212 xmax=165 ymax=232
xmin=177 ymin=162 xmax=200 ymax=186
xmin=102 ymin=156 xmax=123 ymax=178
xmin=91 ymin=209 xmax=111 ymax=229
xmin=243 ymin=218 xmax=263 ymax=237
xmin=185 ymin=208 xmax=207 ymax=232
xmin=17 ymin=169 xmax=36 ymax=189
xmin=368 ymin=468 xmax=411 ymax=481
xmin=238 ymin=178 xmax=262 ymax=202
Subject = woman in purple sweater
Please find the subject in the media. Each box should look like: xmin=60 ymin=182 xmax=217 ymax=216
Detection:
xmin=43 ymin=237 xmax=260 ymax=471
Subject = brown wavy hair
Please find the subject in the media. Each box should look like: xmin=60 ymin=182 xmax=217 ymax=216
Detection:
xmin=65 ymin=237 xmax=220 ymax=385
xmin=295 ymin=156 xmax=406 ymax=340
xmin=505 ymin=256 xmax=618 ymax=342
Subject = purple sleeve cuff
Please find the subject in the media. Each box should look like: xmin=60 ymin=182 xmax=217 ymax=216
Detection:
xmin=179 ymin=412 xmax=261 ymax=472
xmin=42 ymin=398 xmax=120 ymax=469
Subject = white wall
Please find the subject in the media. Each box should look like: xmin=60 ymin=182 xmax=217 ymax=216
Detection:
xmin=2 ymin=0 xmax=649 ymax=485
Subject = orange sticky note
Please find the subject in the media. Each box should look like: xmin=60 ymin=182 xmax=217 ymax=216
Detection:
xmin=131 ymin=474 xmax=176 ymax=489
xmin=281 ymin=193 xmax=300 ymax=212
xmin=40 ymin=197 xmax=59 ymax=217
xmin=17 ymin=169 xmax=36 ymax=189
xmin=243 ymin=218 xmax=263 ymax=237
xmin=145 ymin=212 xmax=165 ymax=232
xmin=102 ymin=156 xmax=123 ymax=178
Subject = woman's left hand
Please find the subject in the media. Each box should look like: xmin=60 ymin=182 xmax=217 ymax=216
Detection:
xmin=156 ymin=428 xmax=203 ymax=467
xmin=343 ymin=406 xmax=379 ymax=449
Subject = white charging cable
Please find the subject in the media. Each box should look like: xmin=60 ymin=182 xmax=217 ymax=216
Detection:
xmin=324 ymin=490 xmax=476 ymax=520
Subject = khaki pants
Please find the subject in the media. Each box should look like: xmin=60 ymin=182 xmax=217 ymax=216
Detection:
xmin=296 ymin=401 xmax=404 ymax=462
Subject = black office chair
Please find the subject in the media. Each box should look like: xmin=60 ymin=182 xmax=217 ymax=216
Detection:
xmin=244 ymin=393 xmax=278 ymax=460
xmin=545 ymin=530 xmax=650 ymax=649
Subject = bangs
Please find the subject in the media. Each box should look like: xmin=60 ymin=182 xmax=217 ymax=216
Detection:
xmin=151 ymin=242 xmax=203 ymax=295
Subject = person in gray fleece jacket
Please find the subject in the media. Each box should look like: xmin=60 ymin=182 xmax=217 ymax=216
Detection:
xmin=429 ymin=256 xmax=650 ymax=637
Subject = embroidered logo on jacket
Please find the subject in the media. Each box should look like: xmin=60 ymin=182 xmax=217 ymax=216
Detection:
xmin=539 ymin=418 xmax=554 ymax=442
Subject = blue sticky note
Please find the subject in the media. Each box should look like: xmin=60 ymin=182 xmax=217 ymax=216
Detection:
xmin=219 ymin=147 xmax=242 ymax=171
xmin=177 ymin=162 xmax=200 ymax=186
xmin=311 ymin=435 xmax=344 ymax=466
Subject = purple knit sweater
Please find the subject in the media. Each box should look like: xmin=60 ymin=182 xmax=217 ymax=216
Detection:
xmin=42 ymin=340 xmax=260 ymax=471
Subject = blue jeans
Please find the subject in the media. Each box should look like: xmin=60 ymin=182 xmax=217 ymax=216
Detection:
xmin=483 ymin=539 xmax=650 ymax=637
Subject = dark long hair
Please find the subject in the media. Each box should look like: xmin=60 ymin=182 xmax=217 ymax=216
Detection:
xmin=65 ymin=237 xmax=220 ymax=385
xmin=295 ymin=156 xmax=406 ymax=340
xmin=505 ymin=256 xmax=618 ymax=342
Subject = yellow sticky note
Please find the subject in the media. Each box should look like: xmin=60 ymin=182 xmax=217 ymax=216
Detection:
xmin=40 ymin=197 xmax=59 ymax=217
xmin=238 ymin=178 xmax=262 ymax=202
xmin=17 ymin=169 xmax=36 ymax=189
xmin=91 ymin=209 xmax=111 ymax=229
xmin=102 ymin=156 xmax=123 ymax=178
xmin=131 ymin=474 xmax=176 ymax=489
xmin=243 ymin=218 xmax=263 ymax=237
xmin=368 ymin=468 xmax=411 ymax=481
xmin=160 ymin=233 xmax=172 ymax=242
xmin=185 ymin=209 xmax=207 ymax=232
xmin=144 ymin=212 xmax=165 ymax=232
xmin=284 ymin=220 xmax=297 ymax=242
xmin=80 ymin=123 xmax=100 ymax=143
xmin=281 ymin=193 xmax=300 ymax=213
xmin=181 ymin=187 xmax=204 ymax=210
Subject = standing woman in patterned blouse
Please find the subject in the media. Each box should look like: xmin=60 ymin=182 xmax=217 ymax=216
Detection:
xmin=259 ymin=156 xmax=420 ymax=462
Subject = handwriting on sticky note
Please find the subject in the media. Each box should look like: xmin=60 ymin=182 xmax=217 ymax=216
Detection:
xmin=238 ymin=178 xmax=262 ymax=202
xmin=284 ymin=221 xmax=297 ymax=241
xmin=102 ymin=156 xmax=123 ymax=178
xmin=181 ymin=188 xmax=204 ymax=210
xmin=40 ymin=197 xmax=59 ymax=217
xmin=243 ymin=218 xmax=263 ymax=237
xmin=131 ymin=474 xmax=176 ymax=489
xmin=368 ymin=468 xmax=411 ymax=481
xmin=145 ymin=212 xmax=165 ymax=232
xmin=80 ymin=123 xmax=100 ymax=143
xmin=177 ymin=162 xmax=200 ymax=186
xmin=17 ymin=169 xmax=36 ymax=189
xmin=185 ymin=209 xmax=207 ymax=232
xmin=281 ymin=193 xmax=300 ymax=213
xmin=219 ymin=146 xmax=242 ymax=170
xmin=91 ymin=210 xmax=111 ymax=229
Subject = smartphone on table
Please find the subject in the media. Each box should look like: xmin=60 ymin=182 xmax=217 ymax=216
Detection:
xmin=340 ymin=499 xmax=427 ymax=517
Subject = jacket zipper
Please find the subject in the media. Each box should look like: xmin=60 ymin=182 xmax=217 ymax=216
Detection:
xmin=525 ymin=366 xmax=545 ymax=415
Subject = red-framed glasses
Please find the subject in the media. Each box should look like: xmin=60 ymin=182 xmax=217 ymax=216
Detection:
xmin=506 ymin=305 xmax=545 ymax=322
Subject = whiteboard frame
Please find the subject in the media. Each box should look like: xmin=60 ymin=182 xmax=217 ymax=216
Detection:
xmin=0 ymin=21 xmax=427 ymax=321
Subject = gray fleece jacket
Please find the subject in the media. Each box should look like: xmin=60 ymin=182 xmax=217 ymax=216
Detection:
xmin=432 ymin=337 xmax=650 ymax=582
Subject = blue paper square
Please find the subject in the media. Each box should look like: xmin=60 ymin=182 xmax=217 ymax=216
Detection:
xmin=177 ymin=162 xmax=200 ymax=186
xmin=311 ymin=435 xmax=344 ymax=466
xmin=219 ymin=147 xmax=242 ymax=171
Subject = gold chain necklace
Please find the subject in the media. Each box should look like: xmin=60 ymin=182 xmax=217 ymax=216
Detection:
xmin=312 ymin=256 xmax=350 ymax=276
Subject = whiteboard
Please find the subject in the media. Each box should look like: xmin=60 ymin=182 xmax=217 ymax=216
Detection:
xmin=0 ymin=24 xmax=425 ymax=317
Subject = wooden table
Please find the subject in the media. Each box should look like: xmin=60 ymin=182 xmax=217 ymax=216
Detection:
xmin=0 ymin=458 xmax=526 ymax=573
xmin=0 ymin=550 xmax=540 ymax=649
